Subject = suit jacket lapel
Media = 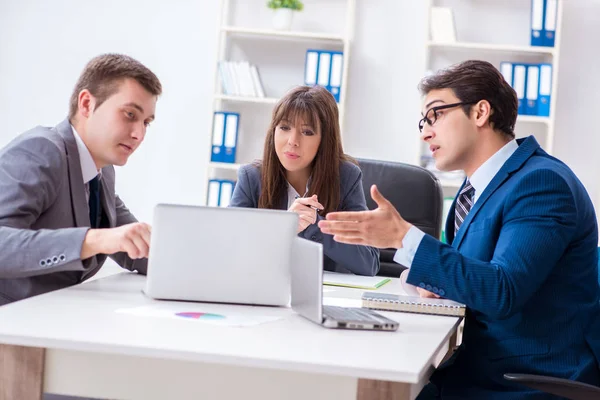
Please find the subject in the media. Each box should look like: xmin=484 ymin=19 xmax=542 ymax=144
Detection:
xmin=452 ymin=136 xmax=542 ymax=249
xmin=55 ymin=119 xmax=90 ymax=228
xmin=277 ymin=192 xmax=288 ymax=211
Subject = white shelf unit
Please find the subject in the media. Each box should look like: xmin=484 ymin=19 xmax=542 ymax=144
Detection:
xmin=213 ymin=94 xmax=279 ymax=104
xmin=221 ymin=26 xmax=346 ymax=42
xmin=204 ymin=0 xmax=357 ymax=205
xmin=208 ymin=162 xmax=243 ymax=171
xmin=422 ymin=0 xmax=563 ymax=195
xmin=426 ymin=40 xmax=557 ymax=56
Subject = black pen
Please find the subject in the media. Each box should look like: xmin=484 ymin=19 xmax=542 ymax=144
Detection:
xmin=295 ymin=195 xmax=322 ymax=212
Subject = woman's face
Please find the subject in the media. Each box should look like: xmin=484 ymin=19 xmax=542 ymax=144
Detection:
xmin=274 ymin=117 xmax=321 ymax=174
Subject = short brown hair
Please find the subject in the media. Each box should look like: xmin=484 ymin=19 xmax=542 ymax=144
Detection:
xmin=68 ymin=54 xmax=162 ymax=120
xmin=418 ymin=60 xmax=518 ymax=138
xmin=258 ymin=85 xmax=354 ymax=215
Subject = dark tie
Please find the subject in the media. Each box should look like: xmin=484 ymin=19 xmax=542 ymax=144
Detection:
xmin=455 ymin=180 xmax=475 ymax=234
xmin=88 ymin=176 xmax=101 ymax=228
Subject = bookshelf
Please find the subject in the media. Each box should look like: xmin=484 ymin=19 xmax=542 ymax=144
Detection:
xmin=221 ymin=26 xmax=346 ymax=42
xmin=204 ymin=0 xmax=357 ymax=206
xmin=422 ymin=0 xmax=563 ymax=192
xmin=426 ymin=40 xmax=557 ymax=56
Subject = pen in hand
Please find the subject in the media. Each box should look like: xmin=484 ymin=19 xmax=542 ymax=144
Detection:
xmin=295 ymin=195 xmax=322 ymax=212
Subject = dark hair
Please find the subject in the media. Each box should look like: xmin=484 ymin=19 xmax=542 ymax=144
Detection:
xmin=418 ymin=60 xmax=517 ymax=138
xmin=69 ymin=53 xmax=162 ymax=120
xmin=258 ymin=85 xmax=354 ymax=215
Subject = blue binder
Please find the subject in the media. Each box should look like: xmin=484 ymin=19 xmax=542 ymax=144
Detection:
xmin=499 ymin=62 xmax=513 ymax=87
xmin=222 ymin=112 xmax=239 ymax=164
xmin=538 ymin=64 xmax=552 ymax=117
xmin=328 ymin=51 xmax=343 ymax=103
xmin=543 ymin=0 xmax=558 ymax=47
xmin=317 ymin=51 xmax=331 ymax=93
xmin=210 ymin=112 xmax=225 ymax=163
xmin=207 ymin=179 xmax=221 ymax=207
xmin=525 ymin=64 xmax=540 ymax=116
xmin=304 ymin=50 xmax=344 ymax=103
xmin=304 ymin=50 xmax=319 ymax=86
xmin=218 ymin=180 xmax=235 ymax=208
xmin=513 ymin=64 xmax=527 ymax=115
xmin=530 ymin=0 xmax=545 ymax=46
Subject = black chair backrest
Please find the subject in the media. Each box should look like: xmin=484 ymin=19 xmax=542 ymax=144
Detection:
xmin=356 ymin=158 xmax=444 ymax=276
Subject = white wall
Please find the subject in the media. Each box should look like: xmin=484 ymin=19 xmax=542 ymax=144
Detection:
xmin=552 ymin=0 xmax=600 ymax=209
xmin=1 ymin=0 xmax=599 ymax=222
xmin=0 ymin=0 xmax=219 ymax=223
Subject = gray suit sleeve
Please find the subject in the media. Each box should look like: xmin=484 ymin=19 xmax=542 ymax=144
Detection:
xmin=301 ymin=166 xmax=380 ymax=276
xmin=108 ymin=195 xmax=148 ymax=275
xmin=229 ymin=164 xmax=258 ymax=208
xmin=0 ymin=137 xmax=89 ymax=279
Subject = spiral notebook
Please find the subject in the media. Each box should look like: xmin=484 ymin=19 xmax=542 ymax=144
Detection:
xmin=361 ymin=292 xmax=466 ymax=317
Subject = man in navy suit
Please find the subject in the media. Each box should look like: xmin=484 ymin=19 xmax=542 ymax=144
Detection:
xmin=319 ymin=60 xmax=600 ymax=399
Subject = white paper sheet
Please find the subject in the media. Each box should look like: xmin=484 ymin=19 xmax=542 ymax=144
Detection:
xmin=115 ymin=305 xmax=283 ymax=327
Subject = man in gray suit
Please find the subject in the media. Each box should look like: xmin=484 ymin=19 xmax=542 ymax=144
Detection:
xmin=0 ymin=53 xmax=162 ymax=306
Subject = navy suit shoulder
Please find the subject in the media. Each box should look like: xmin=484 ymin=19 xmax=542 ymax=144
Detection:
xmin=230 ymin=163 xmax=261 ymax=208
xmin=338 ymin=161 xmax=362 ymax=204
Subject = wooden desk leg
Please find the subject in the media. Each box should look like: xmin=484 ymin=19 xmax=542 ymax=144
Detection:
xmin=0 ymin=344 xmax=45 ymax=400
xmin=357 ymin=379 xmax=411 ymax=400
xmin=439 ymin=329 xmax=459 ymax=366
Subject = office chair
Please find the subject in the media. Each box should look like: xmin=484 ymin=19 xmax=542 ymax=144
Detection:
xmin=503 ymin=247 xmax=600 ymax=400
xmin=356 ymin=158 xmax=444 ymax=277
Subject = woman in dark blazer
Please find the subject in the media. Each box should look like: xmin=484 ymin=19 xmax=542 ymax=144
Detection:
xmin=229 ymin=85 xmax=379 ymax=276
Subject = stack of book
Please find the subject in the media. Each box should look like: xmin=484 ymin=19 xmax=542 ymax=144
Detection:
xmin=218 ymin=61 xmax=265 ymax=98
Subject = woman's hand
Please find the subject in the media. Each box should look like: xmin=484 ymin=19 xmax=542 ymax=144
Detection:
xmin=289 ymin=195 xmax=324 ymax=233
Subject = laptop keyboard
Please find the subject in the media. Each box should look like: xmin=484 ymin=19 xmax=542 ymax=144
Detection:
xmin=323 ymin=305 xmax=382 ymax=322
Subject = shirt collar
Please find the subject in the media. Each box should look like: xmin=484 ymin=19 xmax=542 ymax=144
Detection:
xmin=286 ymin=176 xmax=312 ymax=208
xmin=71 ymin=125 xmax=100 ymax=184
xmin=469 ymin=139 xmax=518 ymax=203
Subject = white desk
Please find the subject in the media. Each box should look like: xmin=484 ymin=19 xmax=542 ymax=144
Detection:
xmin=0 ymin=273 xmax=460 ymax=400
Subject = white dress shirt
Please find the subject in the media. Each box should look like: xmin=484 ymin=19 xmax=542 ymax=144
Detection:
xmin=286 ymin=180 xmax=311 ymax=209
xmin=71 ymin=125 xmax=101 ymax=202
xmin=394 ymin=140 xmax=519 ymax=273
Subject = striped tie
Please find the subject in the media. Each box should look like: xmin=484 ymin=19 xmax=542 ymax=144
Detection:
xmin=455 ymin=181 xmax=475 ymax=234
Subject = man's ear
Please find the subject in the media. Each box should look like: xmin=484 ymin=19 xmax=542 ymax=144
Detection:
xmin=473 ymin=100 xmax=492 ymax=128
xmin=78 ymin=89 xmax=95 ymax=119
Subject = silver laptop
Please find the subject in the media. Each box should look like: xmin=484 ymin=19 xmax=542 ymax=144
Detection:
xmin=145 ymin=204 xmax=298 ymax=306
xmin=291 ymin=237 xmax=399 ymax=331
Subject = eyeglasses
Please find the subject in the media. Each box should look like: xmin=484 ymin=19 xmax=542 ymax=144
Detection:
xmin=418 ymin=102 xmax=476 ymax=133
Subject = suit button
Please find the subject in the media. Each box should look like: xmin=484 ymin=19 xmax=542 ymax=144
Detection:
xmin=439 ymin=289 xmax=445 ymax=296
xmin=59 ymin=254 xmax=66 ymax=261
xmin=432 ymin=287 xmax=439 ymax=294
xmin=419 ymin=282 xmax=426 ymax=288
xmin=426 ymin=284 xmax=432 ymax=291
xmin=311 ymin=235 xmax=317 ymax=241
xmin=46 ymin=258 xmax=52 ymax=265
xmin=39 ymin=260 xmax=46 ymax=266
xmin=52 ymin=256 xmax=59 ymax=264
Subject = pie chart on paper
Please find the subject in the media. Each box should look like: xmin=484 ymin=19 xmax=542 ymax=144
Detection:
xmin=175 ymin=312 xmax=225 ymax=320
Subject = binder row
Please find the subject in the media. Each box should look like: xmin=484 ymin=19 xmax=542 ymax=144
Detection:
xmin=211 ymin=111 xmax=239 ymax=164
xmin=207 ymin=179 xmax=235 ymax=208
xmin=304 ymin=50 xmax=344 ymax=103
xmin=218 ymin=61 xmax=266 ymax=98
xmin=530 ymin=0 xmax=557 ymax=47
xmin=500 ymin=62 xmax=552 ymax=117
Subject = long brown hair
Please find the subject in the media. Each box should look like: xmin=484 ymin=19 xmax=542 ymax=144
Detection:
xmin=258 ymin=85 xmax=354 ymax=215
